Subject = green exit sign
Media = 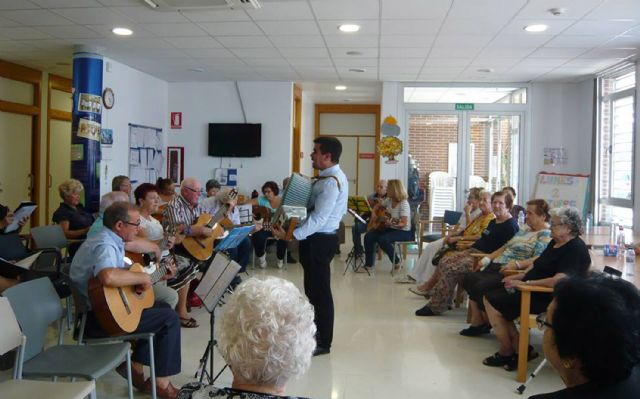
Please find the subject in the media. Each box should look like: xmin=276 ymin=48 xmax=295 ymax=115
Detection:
xmin=455 ymin=103 xmax=475 ymax=110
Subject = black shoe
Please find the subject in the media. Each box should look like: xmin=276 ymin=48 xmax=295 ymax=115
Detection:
xmin=459 ymin=324 xmax=491 ymax=337
xmin=313 ymin=346 xmax=330 ymax=357
xmin=504 ymin=345 xmax=539 ymax=371
xmin=483 ymin=352 xmax=516 ymax=367
xmin=415 ymin=305 xmax=436 ymax=316
xmin=286 ymin=254 xmax=297 ymax=264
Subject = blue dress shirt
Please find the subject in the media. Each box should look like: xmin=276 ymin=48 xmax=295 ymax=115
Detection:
xmin=70 ymin=227 xmax=125 ymax=309
xmin=293 ymin=164 xmax=348 ymax=240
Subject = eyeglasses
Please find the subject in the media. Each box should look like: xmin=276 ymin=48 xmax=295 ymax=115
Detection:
xmin=549 ymin=222 xmax=565 ymax=228
xmin=536 ymin=313 xmax=553 ymax=330
xmin=123 ymin=220 xmax=141 ymax=227
xmin=184 ymin=186 xmax=202 ymax=194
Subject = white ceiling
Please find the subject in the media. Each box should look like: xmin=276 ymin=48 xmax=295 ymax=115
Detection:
xmin=0 ymin=0 xmax=639 ymax=95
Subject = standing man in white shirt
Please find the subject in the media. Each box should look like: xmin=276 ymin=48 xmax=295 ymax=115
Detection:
xmin=273 ymin=136 xmax=348 ymax=356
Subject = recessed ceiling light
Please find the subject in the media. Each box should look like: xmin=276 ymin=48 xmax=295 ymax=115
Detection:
xmin=338 ymin=24 xmax=360 ymax=33
xmin=189 ymin=68 xmax=204 ymax=72
xmin=348 ymin=68 xmax=366 ymax=73
xmin=112 ymin=27 xmax=133 ymax=36
xmin=523 ymin=24 xmax=548 ymax=33
xmin=477 ymin=68 xmax=494 ymax=73
xmin=335 ymin=85 xmax=347 ymax=91
xmin=346 ymin=51 xmax=363 ymax=56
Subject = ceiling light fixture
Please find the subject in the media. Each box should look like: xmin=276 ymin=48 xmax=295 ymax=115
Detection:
xmin=524 ymin=24 xmax=548 ymax=33
xmin=189 ymin=68 xmax=204 ymax=72
xmin=548 ymin=8 xmax=566 ymax=16
xmin=112 ymin=27 xmax=133 ymax=36
xmin=144 ymin=0 xmax=159 ymax=8
xmin=338 ymin=24 xmax=360 ymax=33
xmin=335 ymin=85 xmax=347 ymax=91
xmin=348 ymin=68 xmax=366 ymax=73
xmin=477 ymin=68 xmax=494 ymax=73
xmin=346 ymin=51 xmax=363 ymax=56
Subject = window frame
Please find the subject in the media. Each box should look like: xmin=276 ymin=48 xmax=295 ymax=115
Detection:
xmin=595 ymin=66 xmax=636 ymax=227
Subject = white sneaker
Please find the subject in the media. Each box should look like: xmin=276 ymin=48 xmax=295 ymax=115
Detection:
xmin=277 ymin=259 xmax=284 ymax=269
xmin=258 ymin=255 xmax=267 ymax=269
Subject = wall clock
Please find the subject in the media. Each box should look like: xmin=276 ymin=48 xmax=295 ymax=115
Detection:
xmin=102 ymin=87 xmax=115 ymax=109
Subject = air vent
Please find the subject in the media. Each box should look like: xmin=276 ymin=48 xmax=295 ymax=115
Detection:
xmin=149 ymin=0 xmax=260 ymax=10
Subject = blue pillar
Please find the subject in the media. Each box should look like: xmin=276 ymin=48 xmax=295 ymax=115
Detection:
xmin=71 ymin=49 xmax=102 ymax=213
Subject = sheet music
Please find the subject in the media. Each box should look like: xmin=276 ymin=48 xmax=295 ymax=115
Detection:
xmin=195 ymin=253 xmax=241 ymax=313
xmin=4 ymin=203 xmax=37 ymax=233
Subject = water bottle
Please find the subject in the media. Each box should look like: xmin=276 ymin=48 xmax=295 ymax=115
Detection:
xmin=624 ymin=248 xmax=635 ymax=277
xmin=610 ymin=222 xmax=617 ymax=245
xmin=585 ymin=213 xmax=593 ymax=233
xmin=517 ymin=210 xmax=525 ymax=229
xmin=617 ymin=226 xmax=626 ymax=258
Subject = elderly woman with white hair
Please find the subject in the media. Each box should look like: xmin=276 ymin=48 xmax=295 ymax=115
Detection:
xmin=481 ymin=207 xmax=591 ymax=371
xmin=179 ymin=276 xmax=316 ymax=398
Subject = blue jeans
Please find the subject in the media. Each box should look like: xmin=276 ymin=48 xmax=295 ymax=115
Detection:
xmin=351 ymin=220 xmax=368 ymax=254
xmin=364 ymin=228 xmax=413 ymax=268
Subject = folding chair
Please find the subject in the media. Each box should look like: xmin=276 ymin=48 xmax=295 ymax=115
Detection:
xmin=0 ymin=297 xmax=95 ymax=399
xmin=3 ymin=278 xmax=134 ymax=399
xmin=391 ymin=204 xmax=421 ymax=276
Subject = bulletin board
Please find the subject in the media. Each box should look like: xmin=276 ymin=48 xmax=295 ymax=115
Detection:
xmin=129 ymin=123 xmax=163 ymax=191
xmin=532 ymin=172 xmax=590 ymax=216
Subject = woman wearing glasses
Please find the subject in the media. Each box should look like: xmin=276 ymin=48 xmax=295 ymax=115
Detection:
xmin=530 ymin=276 xmax=640 ymax=398
xmin=481 ymin=207 xmax=591 ymax=371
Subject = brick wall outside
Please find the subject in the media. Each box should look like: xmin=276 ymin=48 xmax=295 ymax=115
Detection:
xmin=409 ymin=114 xmax=517 ymax=216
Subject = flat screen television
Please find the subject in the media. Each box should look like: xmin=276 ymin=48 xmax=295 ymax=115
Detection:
xmin=208 ymin=123 xmax=261 ymax=157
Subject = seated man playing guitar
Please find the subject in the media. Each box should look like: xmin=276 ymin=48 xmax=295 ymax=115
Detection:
xmin=162 ymin=177 xmax=217 ymax=328
xmin=70 ymin=201 xmax=181 ymax=399
xmin=202 ymin=187 xmax=254 ymax=277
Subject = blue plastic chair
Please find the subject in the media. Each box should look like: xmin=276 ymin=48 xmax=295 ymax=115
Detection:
xmin=0 ymin=296 xmax=95 ymax=398
xmin=2 ymin=278 xmax=134 ymax=399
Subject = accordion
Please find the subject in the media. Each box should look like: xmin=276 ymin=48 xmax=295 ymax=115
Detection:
xmin=272 ymin=173 xmax=313 ymax=240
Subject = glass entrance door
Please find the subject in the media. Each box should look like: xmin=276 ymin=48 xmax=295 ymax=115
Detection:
xmin=407 ymin=111 xmax=522 ymax=217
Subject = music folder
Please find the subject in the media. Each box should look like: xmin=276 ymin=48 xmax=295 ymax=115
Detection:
xmin=195 ymin=252 xmax=241 ymax=313
xmin=0 ymin=251 xmax=42 ymax=279
xmin=214 ymin=224 xmax=254 ymax=252
xmin=4 ymin=201 xmax=37 ymax=233
xmin=348 ymin=196 xmax=371 ymax=215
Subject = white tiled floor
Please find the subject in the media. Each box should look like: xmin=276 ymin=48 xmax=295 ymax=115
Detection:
xmin=1 ymin=243 xmax=566 ymax=398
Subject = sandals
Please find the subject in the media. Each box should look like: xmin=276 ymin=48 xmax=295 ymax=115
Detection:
xmin=483 ymin=346 xmax=539 ymax=370
xmin=180 ymin=316 xmax=199 ymax=328
xmin=483 ymin=352 xmax=516 ymax=367
xmin=504 ymin=346 xmax=539 ymax=371
xmin=408 ymin=287 xmax=431 ymax=298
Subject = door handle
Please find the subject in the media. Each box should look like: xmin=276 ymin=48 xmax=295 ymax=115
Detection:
xmin=27 ymin=173 xmax=34 ymax=196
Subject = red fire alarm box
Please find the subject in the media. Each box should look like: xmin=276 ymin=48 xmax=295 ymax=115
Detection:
xmin=170 ymin=112 xmax=182 ymax=129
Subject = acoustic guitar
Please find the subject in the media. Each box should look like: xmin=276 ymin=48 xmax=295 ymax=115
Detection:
xmin=88 ymin=254 xmax=182 ymax=335
xmin=88 ymin=263 xmax=155 ymax=336
xmin=181 ymin=189 xmax=237 ymax=260
xmin=367 ymin=206 xmax=398 ymax=232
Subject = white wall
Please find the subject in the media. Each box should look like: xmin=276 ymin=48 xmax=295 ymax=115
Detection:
xmin=300 ymin=91 xmax=315 ymax=176
xmin=101 ymin=58 xmax=168 ymax=196
xmin=528 ymin=81 xmax=594 ymax=195
xmin=167 ymin=81 xmax=293 ymax=195
xmin=380 ymin=80 xmax=595 ymax=203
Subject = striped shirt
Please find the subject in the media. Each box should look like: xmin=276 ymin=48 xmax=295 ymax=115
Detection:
xmin=389 ymin=199 xmax=411 ymax=231
xmin=162 ymin=194 xmax=203 ymax=236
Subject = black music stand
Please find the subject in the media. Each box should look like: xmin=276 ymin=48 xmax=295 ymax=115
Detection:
xmin=194 ymin=252 xmax=241 ymax=384
xmin=344 ymin=209 xmax=368 ymax=275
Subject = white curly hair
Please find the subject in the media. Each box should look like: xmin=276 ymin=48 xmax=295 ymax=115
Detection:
xmin=216 ymin=276 xmax=316 ymax=389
